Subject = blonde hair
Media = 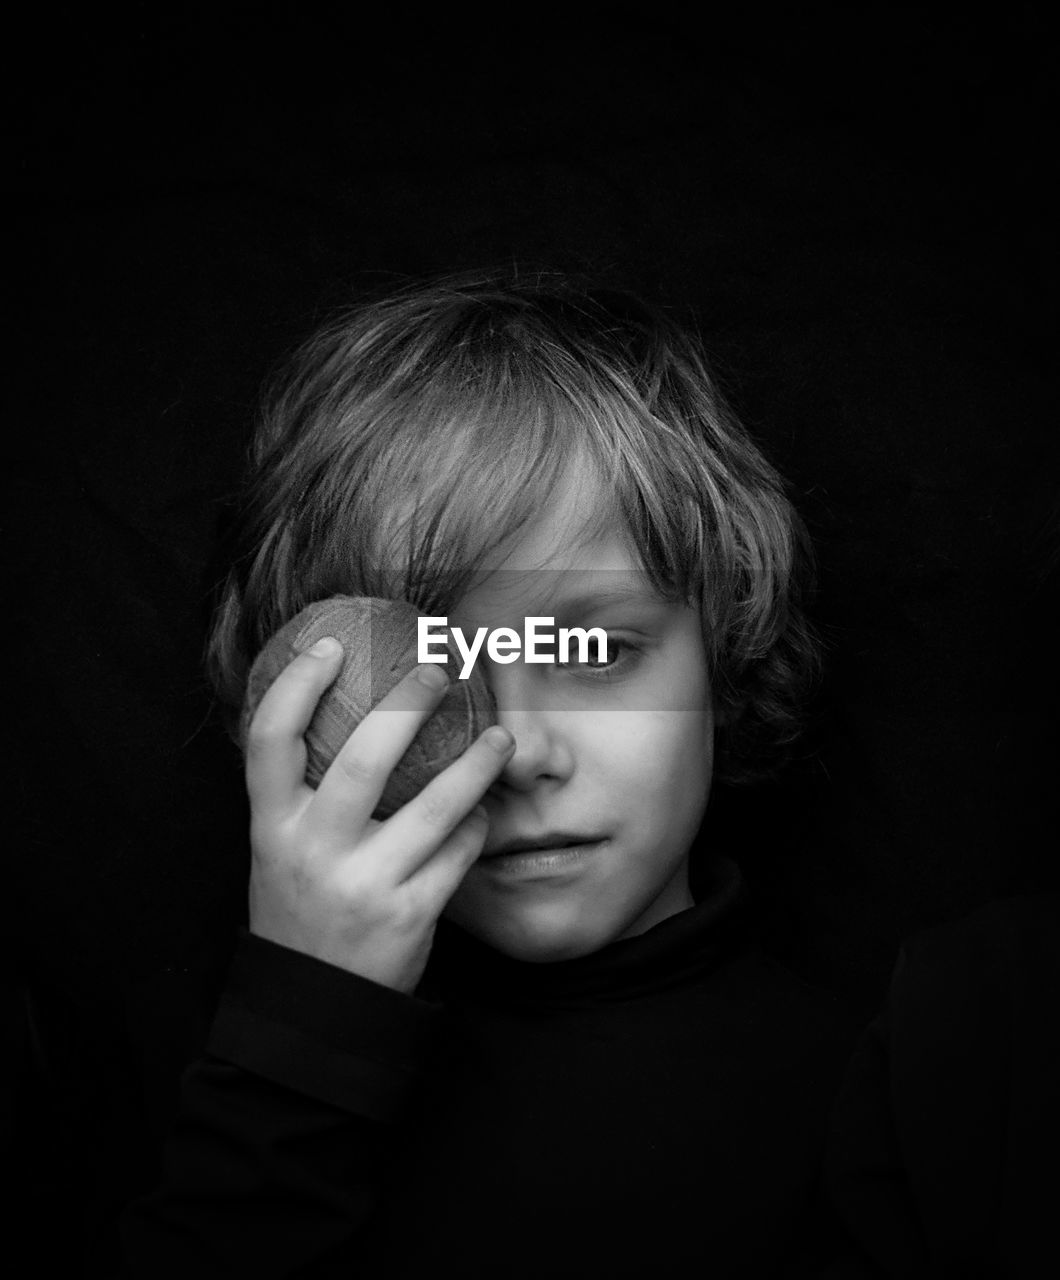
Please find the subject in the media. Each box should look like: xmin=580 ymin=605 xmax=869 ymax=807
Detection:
xmin=208 ymin=270 xmax=819 ymax=783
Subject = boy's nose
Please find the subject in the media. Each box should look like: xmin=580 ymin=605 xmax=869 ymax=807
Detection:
xmin=488 ymin=684 xmax=573 ymax=793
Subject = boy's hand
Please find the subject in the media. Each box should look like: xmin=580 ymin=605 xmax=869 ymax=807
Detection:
xmin=243 ymin=636 xmax=515 ymax=994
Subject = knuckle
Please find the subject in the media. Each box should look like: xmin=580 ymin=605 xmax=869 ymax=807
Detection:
xmin=337 ymin=748 xmax=384 ymax=785
xmin=416 ymin=789 xmax=455 ymax=830
xmin=341 ymin=863 xmax=382 ymax=903
xmin=245 ymin=714 xmax=285 ymax=755
xmin=337 ymin=883 xmax=379 ymax=923
xmin=391 ymin=894 xmax=427 ymax=932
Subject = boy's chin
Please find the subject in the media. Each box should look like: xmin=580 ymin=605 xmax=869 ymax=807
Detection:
xmin=445 ymin=901 xmax=623 ymax=964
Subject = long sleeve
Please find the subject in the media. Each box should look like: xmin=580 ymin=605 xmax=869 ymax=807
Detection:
xmin=120 ymin=932 xmax=443 ymax=1279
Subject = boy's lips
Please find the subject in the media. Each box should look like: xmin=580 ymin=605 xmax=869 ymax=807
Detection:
xmin=482 ymin=832 xmax=608 ymax=859
xmin=476 ymin=838 xmax=609 ymax=879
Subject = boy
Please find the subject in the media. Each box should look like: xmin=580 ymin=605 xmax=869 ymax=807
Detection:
xmin=124 ymin=272 xmax=855 ymax=1277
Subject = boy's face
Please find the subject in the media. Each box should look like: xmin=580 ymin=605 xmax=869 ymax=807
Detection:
xmin=442 ymin=466 xmax=715 ymax=961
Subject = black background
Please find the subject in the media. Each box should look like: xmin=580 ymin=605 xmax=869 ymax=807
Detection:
xmin=6 ymin=5 xmax=1057 ymax=1264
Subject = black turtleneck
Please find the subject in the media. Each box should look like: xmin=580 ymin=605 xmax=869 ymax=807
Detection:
xmin=123 ymin=860 xmax=858 ymax=1278
xmin=424 ymin=853 xmax=748 ymax=1006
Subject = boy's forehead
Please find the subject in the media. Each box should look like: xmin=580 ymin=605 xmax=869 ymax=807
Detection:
xmin=457 ymin=482 xmax=656 ymax=618
xmin=486 ymin=460 xmax=624 ymax=570
xmin=456 ymin=567 xmax=660 ymax=620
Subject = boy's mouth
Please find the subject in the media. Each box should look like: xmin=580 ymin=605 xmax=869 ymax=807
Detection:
xmin=477 ymin=837 xmax=609 ymax=877
xmin=483 ymin=832 xmax=607 ymax=859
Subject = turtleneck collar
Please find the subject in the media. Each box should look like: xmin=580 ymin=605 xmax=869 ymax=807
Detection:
xmin=422 ymin=857 xmax=747 ymax=1008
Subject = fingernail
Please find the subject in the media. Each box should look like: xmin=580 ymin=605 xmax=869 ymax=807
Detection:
xmin=416 ymin=663 xmax=449 ymax=690
xmin=308 ymin=637 xmax=340 ymax=657
xmin=484 ymin=725 xmax=514 ymax=753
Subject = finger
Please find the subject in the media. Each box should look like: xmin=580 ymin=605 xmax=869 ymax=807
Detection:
xmin=309 ymin=662 xmax=453 ymax=835
xmin=371 ymin=724 xmax=515 ymax=882
xmin=401 ymin=804 xmax=490 ymax=905
xmin=244 ymin=636 xmax=344 ymax=818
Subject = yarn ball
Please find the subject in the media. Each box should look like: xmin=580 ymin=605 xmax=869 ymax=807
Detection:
xmin=241 ymin=596 xmax=497 ymax=816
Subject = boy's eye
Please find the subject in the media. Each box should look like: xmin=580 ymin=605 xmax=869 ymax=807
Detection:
xmin=582 ymin=637 xmax=619 ymax=667
xmin=557 ymin=637 xmax=641 ymax=681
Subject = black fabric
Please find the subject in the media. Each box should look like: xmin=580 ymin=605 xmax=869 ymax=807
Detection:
xmin=824 ymin=895 xmax=1060 ymax=1278
xmin=123 ymin=861 xmax=859 ymax=1278
xmin=210 ymin=931 xmax=443 ymax=1120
